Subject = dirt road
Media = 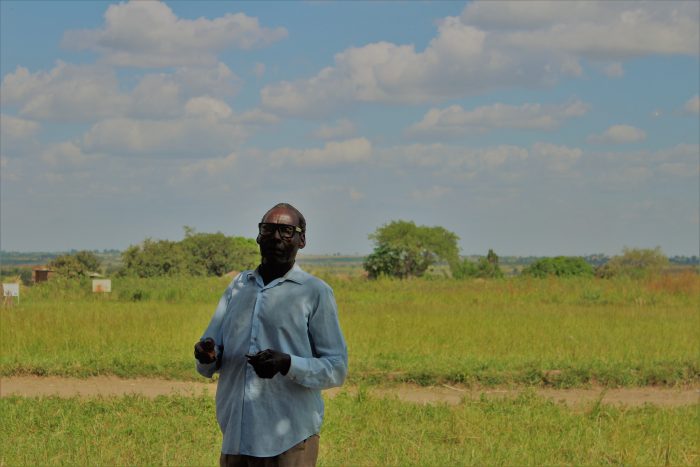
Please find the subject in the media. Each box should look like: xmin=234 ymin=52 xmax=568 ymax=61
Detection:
xmin=1 ymin=376 xmax=698 ymax=408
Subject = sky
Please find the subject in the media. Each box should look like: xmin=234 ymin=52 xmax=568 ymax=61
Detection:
xmin=1 ymin=1 xmax=698 ymax=256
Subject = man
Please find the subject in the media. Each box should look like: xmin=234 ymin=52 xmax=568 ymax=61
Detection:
xmin=194 ymin=203 xmax=348 ymax=467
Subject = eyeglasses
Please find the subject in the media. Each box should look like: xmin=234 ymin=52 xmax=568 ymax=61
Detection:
xmin=258 ymin=223 xmax=303 ymax=239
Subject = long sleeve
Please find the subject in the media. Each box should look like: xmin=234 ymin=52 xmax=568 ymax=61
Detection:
xmin=285 ymin=285 xmax=348 ymax=389
xmin=195 ymin=282 xmax=232 ymax=379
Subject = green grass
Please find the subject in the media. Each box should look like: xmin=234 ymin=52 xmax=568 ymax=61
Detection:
xmin=1 ymin=274 xmax=698 ymax=386
xmin=1 ymin=393 xmax=697 ymax=466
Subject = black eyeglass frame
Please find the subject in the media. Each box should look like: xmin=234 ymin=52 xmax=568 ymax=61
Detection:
xmin=258 ymin=222 xmax=304 ymax=239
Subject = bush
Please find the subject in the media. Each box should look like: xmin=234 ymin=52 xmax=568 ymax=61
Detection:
xmin=596 ymin=247 xmax=669 ymax=279
xmin=522 ymin=257 xmax=594 ymax=278
xmin=453 ymin=249 xmax=504 ymax=279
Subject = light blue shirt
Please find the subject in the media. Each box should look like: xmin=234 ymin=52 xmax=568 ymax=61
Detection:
xmin=196 ymin=264 xmax=348 ymax=457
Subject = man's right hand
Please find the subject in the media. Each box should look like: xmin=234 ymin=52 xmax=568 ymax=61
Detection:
xmin=194 ymin=337 xmax=217 ymax=364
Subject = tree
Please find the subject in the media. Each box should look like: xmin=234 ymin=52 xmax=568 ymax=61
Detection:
xmin=119 ymin=228 xmax=259 ymax=277
xmin=181 ymin=227 xmax=258 ymax=276
xmin=120 ymin=239 xmax=189 ymax=277
xmin=49 ymin=250 xmax=102 ymax=278
xmin=596 ymin=247 xmax=669 ymax=279
xmin=521 ymin=257 xmax=594 ymax=278
xmin=364 ymin=220 xmax=460 ymax=278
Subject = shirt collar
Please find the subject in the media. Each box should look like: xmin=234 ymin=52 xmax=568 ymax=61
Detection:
xmin=247 ymin=263 xmax=308 ymax=286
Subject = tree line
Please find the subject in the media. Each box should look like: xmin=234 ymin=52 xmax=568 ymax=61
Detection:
xmin=8 ymin=221 xmax=681 ymax=282
xmin=363 ymin=220 xmax=673 ymax=280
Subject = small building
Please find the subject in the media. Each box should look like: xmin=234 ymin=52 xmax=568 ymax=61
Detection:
xmin=32 ymin=267 xmax=55 ymax=283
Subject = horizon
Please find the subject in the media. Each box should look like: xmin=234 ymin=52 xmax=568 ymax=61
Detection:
xmin=1 ymin=1 xmax=698 ymax=257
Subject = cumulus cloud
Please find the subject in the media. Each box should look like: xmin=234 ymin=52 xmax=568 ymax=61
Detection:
xmin=407 ymin=99 xmax=588 ymax=137
xmin=178 ymin=152 xmax=238 ymax=179
xmin=588 ymin=124 xmax=647 ymax=144
xmin=311 ymin=119 xmax=357 ymax=140
xmin=1 ymin=62 xmax=129 ymax=121
xmin=82 ymin=116 xmax=247 ymax=157
xmin=41 ymin=141 xmax=98 ymax=166
xmin=684 ymin=95 xmax=700 ymax=114
xmin=532 ymin=142 xmax=583 ymax=172
xmin=0 ymin=114 xmax=40 ymax=141
xmin=62 ymin=1 xmax=287 ymax=67
xmin=1 ymin=61 xmax=240 ymax=122
xmin=0 ymin=114 xmax=41 ymax=158
xmin=271 ymin=138 xmax=372 ymax=166
xmin=261 ymin=1 xmax=698 ymax=116
xmin=462 ymin=1 xmax=699 ymax=59
xmin=378 ymin=143 xmax=529 ymax=173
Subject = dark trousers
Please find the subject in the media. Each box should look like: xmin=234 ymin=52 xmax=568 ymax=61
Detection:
xmin=219 ymin=435 xmax=320 ymax=467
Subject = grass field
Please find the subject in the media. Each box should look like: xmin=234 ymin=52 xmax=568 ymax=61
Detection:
xmin=1 ymin=273 xmax=698 ymax=386
xmin=1 ymin=272 xmax=698 ymax=465
xmin=1 ymin=392 xmax=697 ymax=466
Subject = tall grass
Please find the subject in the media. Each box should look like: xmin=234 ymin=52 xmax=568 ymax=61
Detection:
xmin=1 ymin=393 xmax=697 ymax=466
xmin=1 ymin=274 xmax=698 ymax=385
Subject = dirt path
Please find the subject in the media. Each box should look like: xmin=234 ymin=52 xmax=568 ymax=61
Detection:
xmin=1 ymin=376 xmax=698 ymax=408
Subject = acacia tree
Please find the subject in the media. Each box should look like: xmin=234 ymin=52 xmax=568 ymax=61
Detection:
xmin=364 ymin=220 xmax=460 ymax=278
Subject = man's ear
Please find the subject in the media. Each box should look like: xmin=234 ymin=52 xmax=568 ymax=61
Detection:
xmin=298 ymin=233 xmax=306 ymax=249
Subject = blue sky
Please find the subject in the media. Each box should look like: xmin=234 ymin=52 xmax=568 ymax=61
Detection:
xmin=1 ymin=1 xmax=698 ymax=256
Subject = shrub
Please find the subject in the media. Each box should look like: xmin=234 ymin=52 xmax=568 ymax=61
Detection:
xmin=522 ymin=257 xmax=594 ymax=278
xmin=596 ymin=247 xmax=669 ymax=279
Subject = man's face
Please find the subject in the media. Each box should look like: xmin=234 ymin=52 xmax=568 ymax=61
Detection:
xmin=256 ymin=207 xmax=306 ymax=267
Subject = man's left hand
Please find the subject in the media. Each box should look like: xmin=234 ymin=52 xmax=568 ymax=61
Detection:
xmin=246 ymin=349 xmax=291 ymax=378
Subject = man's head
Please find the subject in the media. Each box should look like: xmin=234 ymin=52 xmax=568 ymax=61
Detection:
xmin=257 ymin=203 xmax=306 ymax=268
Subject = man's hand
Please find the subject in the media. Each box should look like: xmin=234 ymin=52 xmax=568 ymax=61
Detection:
xmin=194 ymin=337 xmax=217 ymax=364
xmin=246 ymin=349 xmax=291 ymax=378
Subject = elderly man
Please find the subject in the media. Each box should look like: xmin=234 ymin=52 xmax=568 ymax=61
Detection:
xmin=195 ymin=203 xmax=347 ymax=467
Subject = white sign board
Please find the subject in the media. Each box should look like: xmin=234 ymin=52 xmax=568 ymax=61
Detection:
xmin=2 ymin=283 xmax=19 ymax=297
xmin=92 ymin=279 xmax=112 ymax=293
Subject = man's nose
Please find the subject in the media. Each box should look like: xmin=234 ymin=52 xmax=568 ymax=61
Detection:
xmin=272 ymin=227 xmax=283 ymax=240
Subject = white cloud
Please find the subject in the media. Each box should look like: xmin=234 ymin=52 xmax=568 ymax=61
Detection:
xmin=62 ymin=1 xmax=287 ymax=67
xmin=532 ymin=142 xmax=582 ymax=172
xmin=378 ymin=143 xmax=528 ymax=172
xmin=173 ymin=63 xmax=240 ymax=97
xmin=82 ymin=117 xmax=247 ymax=157
xmin=0 ymin=114 xmax=40 ymax=141
xmin=599 ymin=166 xmax=654 ymax=184
xmin=178 ymin=152 xmax=238 ymax=178
xmin=41 ymin=141 xmax=97 ymax=166
xmin=311 ymin=119 xmax=356 ymax=140
xmin=1 ymin=62 xmax=129 ymax=121
xmin=588 ymin=124 xmax=647 ymax=144
xmin=684 ymin=95 xmax=700 ymax=114
xmin=0 ymin=114 xmax=41 ymax=158
xmin=184 ymin=96 xmax=233 ymax=121
xmin=658 ymin=162 xmax=699 ymax=177
xmin=261 ymin=1 xmax=698 ymax=116
xmin=1 ymin=61 xmax=240 ymax=122
xmin=271 ymin=138 xmax=372 ymax=166
xmin=462 ymin=1 xmax=699 ymax=59
xmin=408 ymin=99 xmax=588 ymax=137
